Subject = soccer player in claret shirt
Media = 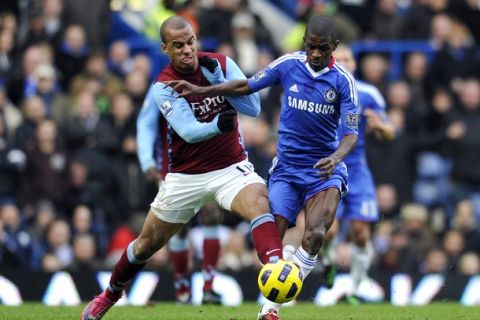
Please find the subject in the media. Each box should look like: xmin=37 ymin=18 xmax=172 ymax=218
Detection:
xmin=320 ymin=45 xmax=395 ymax=303
xmin=136 ymin=85 xmax=223 ymax=304
xmin=166 ymin=15 xmax=359 ymax=320
xmin=81 ymin=16 xmax=284 ymax=320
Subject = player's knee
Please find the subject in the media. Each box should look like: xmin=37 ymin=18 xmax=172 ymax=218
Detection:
xmin=352 ymin=225 xmax=369 ymax=246
xmin=253 ymin=193 xmax=270 ymax=213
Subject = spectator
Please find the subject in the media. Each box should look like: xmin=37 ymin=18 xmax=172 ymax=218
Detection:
xmin=442 ymin=230 xmax=465 ymax=272
xmin=14 ymin=95 xmax=47 ymax=150
xmin=218 ymin=230 xmax=255 ymax=271
xmin=421 ymin=248 xmax=448 ymax=274
xmin=20 ymin=120 xmax=67 ymax=211
xmin=108 ymin=40 xmax=133 ymax=79
xmin=452 ymin=199 xmax=480 ymax=254
xmin=43 ymin=218 xmax=73 ymax=269
xmin=400 ymin=203 xmax=436 ymax=263
xmin=31 ymin=63 xmax=70 ymax=123
xmin=69 ymin=233 xmax=101 ymax=271
xmin=55 ymin=24 xmax=89 ymax=91
xmin=0 ymin=203 xmax=32 ymax=269
xmin=457 ymin=252 xmax=480 ymax=276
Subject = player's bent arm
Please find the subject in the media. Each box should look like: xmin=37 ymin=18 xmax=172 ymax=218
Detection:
xmin=153 ymin=83 xmax=223 ymax=144
xmin=369 ymin=109 xmax=395 ymax=141
xmin=137 ymin=85 xmax=159 ymax=172
xmin=374 ymin=120 xmax=395 ymax=141
xmin=224 ymin=57 xmax=261 ymax=117
xmin=331 ymin=134 xmax=358 ymax=164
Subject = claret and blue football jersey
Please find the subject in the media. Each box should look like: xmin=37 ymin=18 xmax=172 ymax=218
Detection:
xmin=248 ymin=51 xmax=359 ymax=167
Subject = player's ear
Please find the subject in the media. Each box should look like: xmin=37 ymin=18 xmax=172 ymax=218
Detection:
xmin=161 ymin=42 xmax=167 ymax=53
xmin=332 ymin=40 xmax=340 ymax=51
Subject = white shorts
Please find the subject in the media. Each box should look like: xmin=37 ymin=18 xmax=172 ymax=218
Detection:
xmin=150 ymin=160 xmax=265 ymax=223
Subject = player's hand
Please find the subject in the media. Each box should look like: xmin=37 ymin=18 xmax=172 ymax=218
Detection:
xmin=145 ymin=166 xmax=162 ymax=184
xmin=163 ymin=80 xmax=203 ymax=97
xmin=199 ymin=56 xmax=225 ymax=84
xmin=314 ymin=156 xmax=338 ymax=178
xmin=216 ymin=110 xmax=236 ymax=133
xmin=364 ymin=108 xmax=382 ymax=130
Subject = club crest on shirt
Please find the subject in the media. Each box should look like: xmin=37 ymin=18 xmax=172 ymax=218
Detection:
xmin=346 ymin=113 xmax=359 ymax=128
xmin=160 ymin=100 xmax=174 ymax=117
xmin=254 ymin=70 xmax=266 ymax=81
xmin=324 ymin=88 xmax=337 ymax=102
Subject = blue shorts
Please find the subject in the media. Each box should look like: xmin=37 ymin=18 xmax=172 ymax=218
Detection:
xmin=268 ymin=159 xmax=348 ymax=226
xmin=336 ymin=163 xmax=379 ymax=222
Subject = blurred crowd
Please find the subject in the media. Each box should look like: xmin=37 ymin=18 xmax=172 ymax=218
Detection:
xmin=0 ymin=0 xmax=479 ymax=280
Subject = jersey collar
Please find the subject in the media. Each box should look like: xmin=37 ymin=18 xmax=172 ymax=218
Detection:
xmin=304 ymin=56 xmax=335 ymax=78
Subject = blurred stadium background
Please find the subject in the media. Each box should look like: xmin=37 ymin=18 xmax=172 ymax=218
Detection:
xmin=1 ymin=0 xmax=480 ymax=310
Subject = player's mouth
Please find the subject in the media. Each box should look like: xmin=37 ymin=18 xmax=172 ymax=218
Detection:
xmin=182 ymin=56 xmax=193 ymax=64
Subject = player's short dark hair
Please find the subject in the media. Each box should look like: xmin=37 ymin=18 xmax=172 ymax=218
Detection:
xmin=305 ymin=15 xmax=337 ymax=40
xmin=160 ymin=16 xmax=190 ymax=44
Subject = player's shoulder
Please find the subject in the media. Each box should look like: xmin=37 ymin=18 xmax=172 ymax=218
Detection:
xmin=332 ymin=62 xmax=355 ymax=81
xmin=198 ymin=51 xmax=227 ymax=63
xmin=356 ymin=80 xmax=386 ymax=107
xmin=157 ymin=64 xmax=177 ymax=82
xmin=268 ymin=51 xmax=306 ymax=69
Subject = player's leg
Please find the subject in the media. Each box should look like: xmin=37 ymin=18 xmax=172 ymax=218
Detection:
xmin=294 ymin=188 xmax=340 ymax=279
xmin=344 ymin=166 xmax=378 ymax=302
xmin=168 ymin=225 xmax=191 ymax=304
xmin=229 ymin=182 xmax=283 ymax=263
xmin=81 ymin=210 xmax=184 ymax=320
xmin=200 ymin=202 xmax=223 ymax=304
xmin=255 ymin=163 xmax=304 ymax=320
xmin=349 ymin=219 xmax=374 ymax=300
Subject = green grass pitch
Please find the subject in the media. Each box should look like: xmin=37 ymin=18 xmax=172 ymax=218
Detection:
xmin=0 ymin=303 xmax=479 ymax=320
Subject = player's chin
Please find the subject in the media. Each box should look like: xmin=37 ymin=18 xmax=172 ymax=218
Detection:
xmin=178 ymin=61 xmax=196 ymax=73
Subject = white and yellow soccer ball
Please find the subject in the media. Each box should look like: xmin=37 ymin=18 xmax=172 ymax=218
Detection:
xmin=257 ymin=260 xmax=303 ymax=303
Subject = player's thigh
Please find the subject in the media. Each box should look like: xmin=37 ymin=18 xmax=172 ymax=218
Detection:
xmin=350 ymin=220 xmax=371 ymax=245
xmin=150 ymin=173 xmax=213 ymax=224
xmin=135 ymin=209 xmax=185 ymax=257
xmin=303 ymin=163 xmax=348 ymax=228
xmin=212 ymin=160 xmax=268 ymax=221
xmin=269 ymin=177 xmax=303 ymax=227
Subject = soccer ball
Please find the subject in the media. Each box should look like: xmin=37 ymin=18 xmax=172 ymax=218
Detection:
xmin=257 ymin=260 xmax=303 ymax=303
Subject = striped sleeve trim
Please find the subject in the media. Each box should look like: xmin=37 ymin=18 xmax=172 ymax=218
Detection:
xmin=334 ymin=63 xmax=358 ymax=106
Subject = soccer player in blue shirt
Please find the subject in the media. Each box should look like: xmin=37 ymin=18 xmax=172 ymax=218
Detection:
xmin=323 ymin=44 xmax=395 ymax=303
xmin=165 ymin=16 xmax=359 ymax=320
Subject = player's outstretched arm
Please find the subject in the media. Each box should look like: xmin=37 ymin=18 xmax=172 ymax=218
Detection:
xmin=164 ymin=79 xmax=252 ymax=98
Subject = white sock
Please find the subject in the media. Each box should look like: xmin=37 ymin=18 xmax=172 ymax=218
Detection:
xmin=350 ymin=242 xmax=374 ymax=294
xmin=293 ymin=246 xmax=318 ymax=279
xmin=261 ymin=300 xmax=281 ymax=313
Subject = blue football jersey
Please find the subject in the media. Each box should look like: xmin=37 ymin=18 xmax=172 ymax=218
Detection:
xmin=341 ymin=80 xmax=387 ymax=167
xmin=248 ymin=51 xmax=359 ymax=167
